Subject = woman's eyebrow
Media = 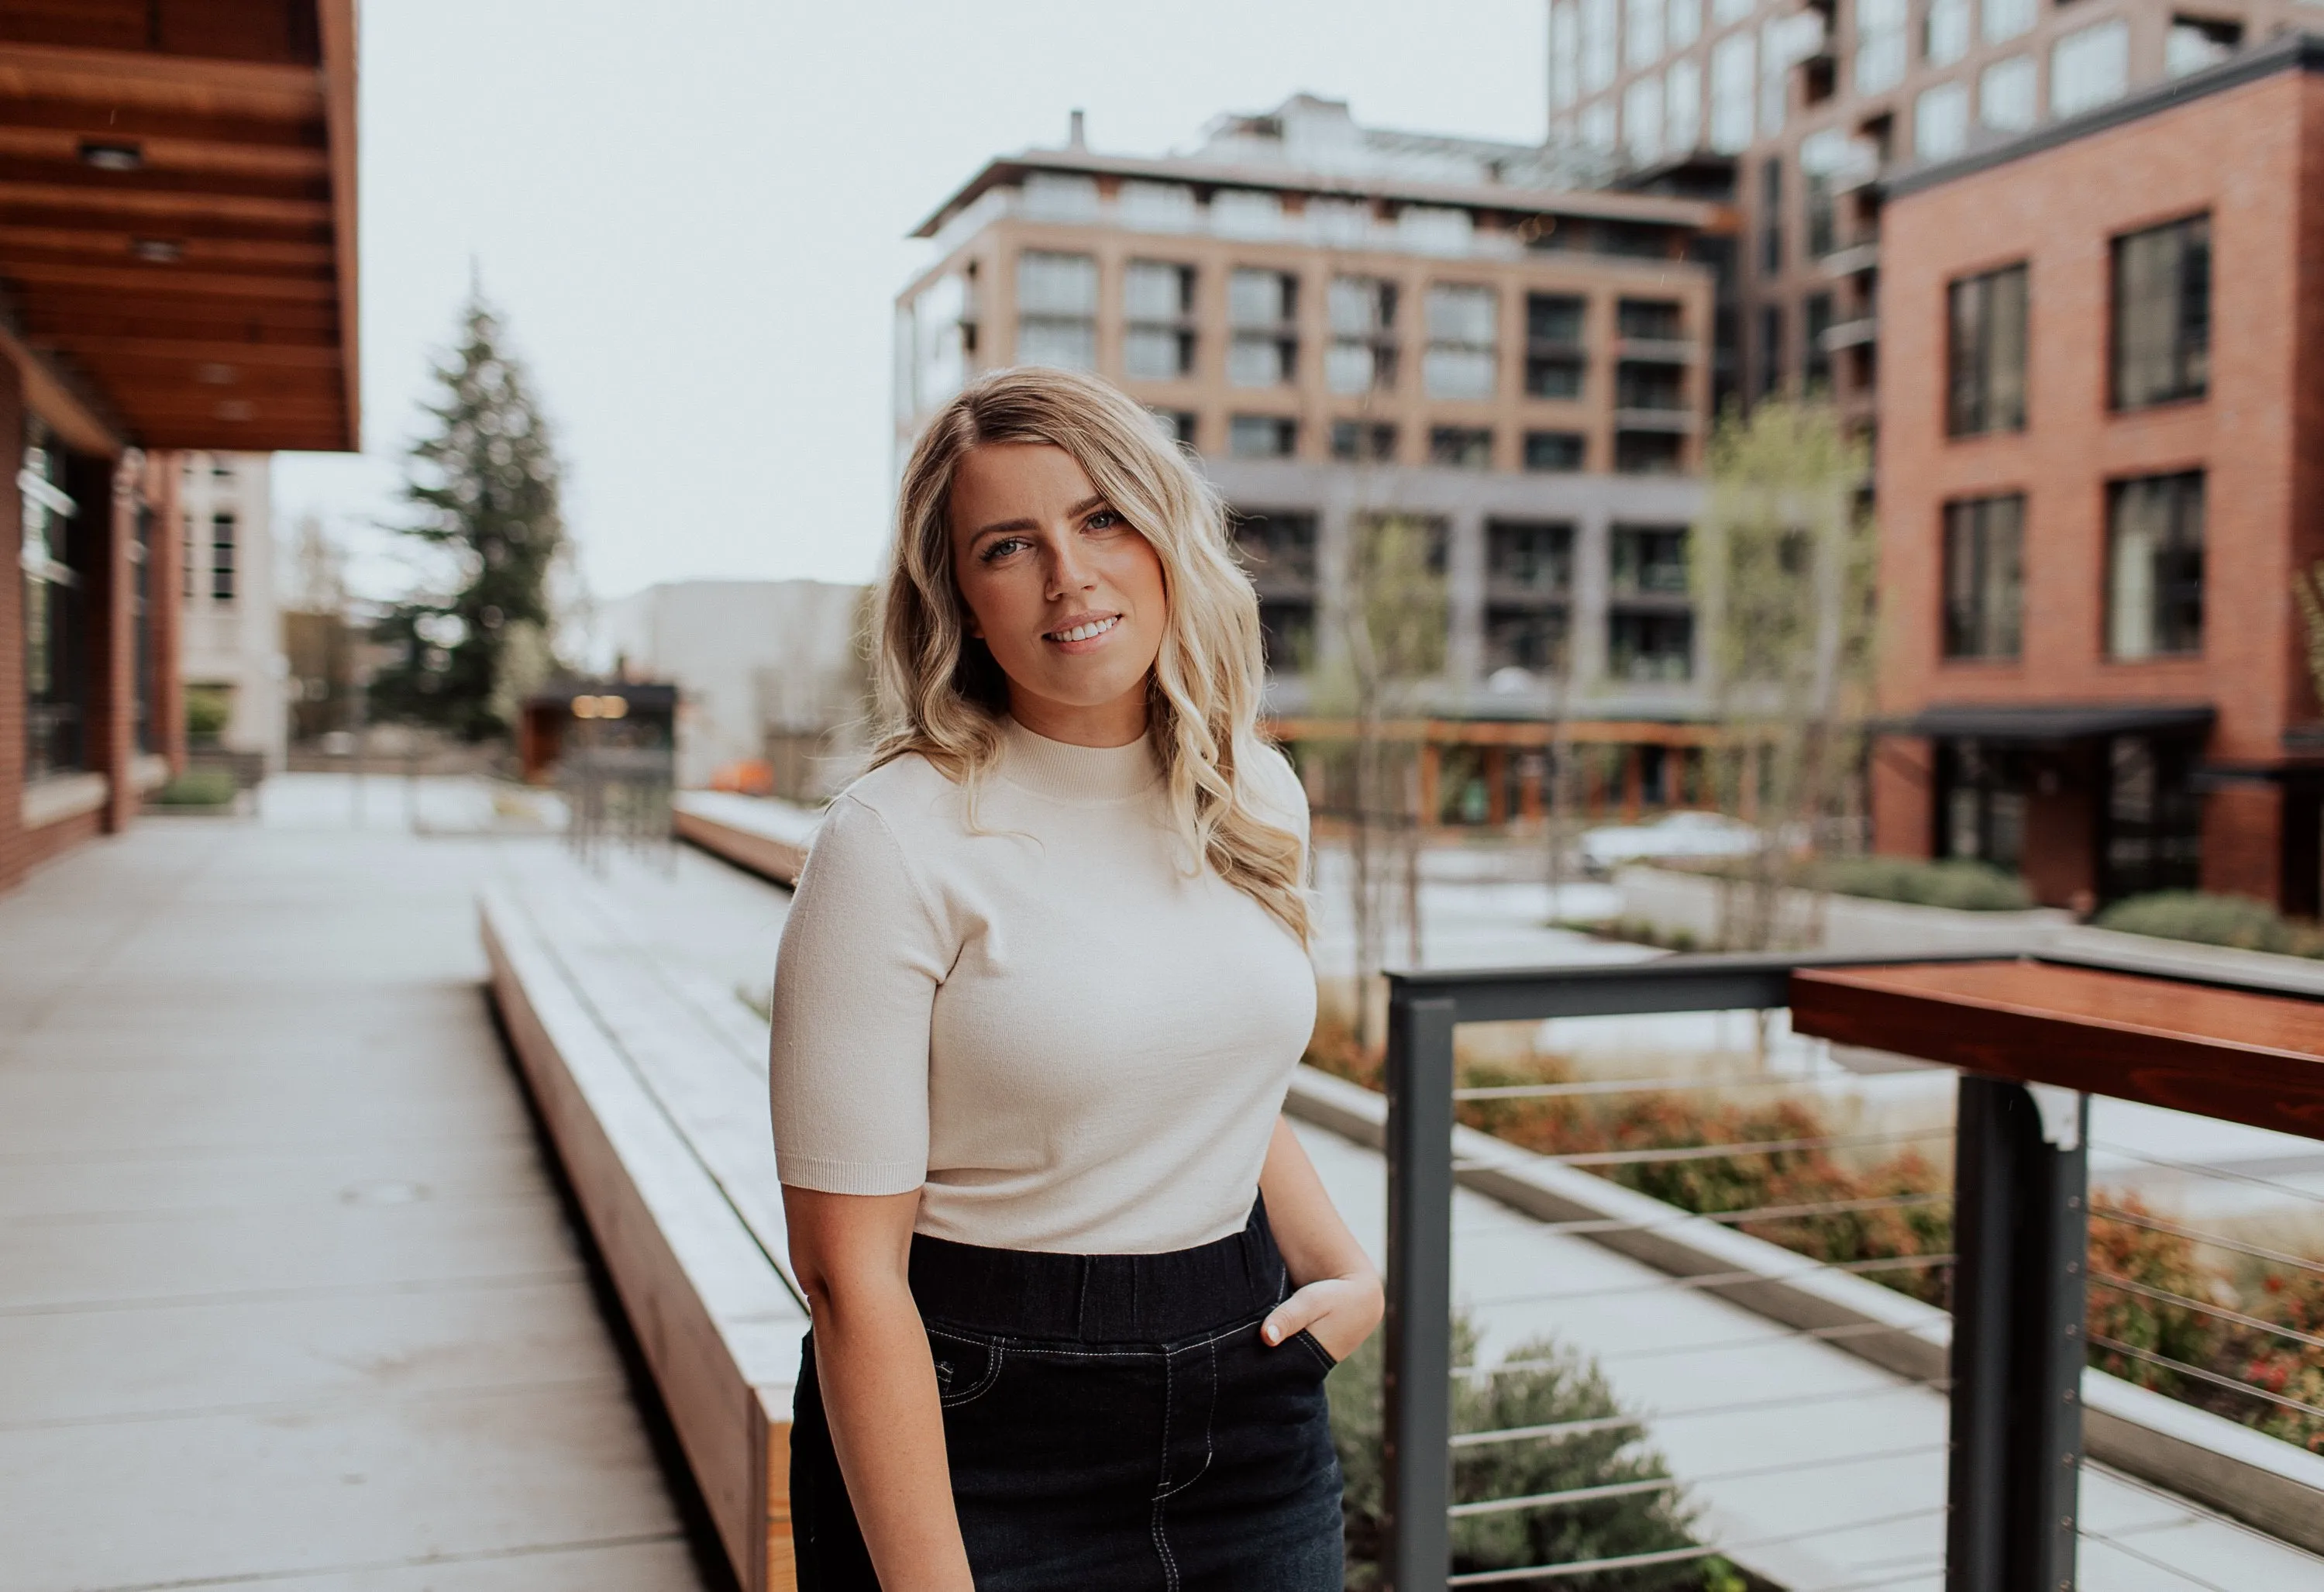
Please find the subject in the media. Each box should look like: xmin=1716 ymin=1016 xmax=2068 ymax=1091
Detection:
xmin=969 ymin=496 xmax=1108 ymax=542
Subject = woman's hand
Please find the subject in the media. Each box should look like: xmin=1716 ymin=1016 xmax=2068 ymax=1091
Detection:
xmin=1262 ymin=1268 xmax=1384 ymax=1363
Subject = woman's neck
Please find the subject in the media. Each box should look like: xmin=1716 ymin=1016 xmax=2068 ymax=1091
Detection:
xmin=1005 ymin=681 xmax=1148 ymax=749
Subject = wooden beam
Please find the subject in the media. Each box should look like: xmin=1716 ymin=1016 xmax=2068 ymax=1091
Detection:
xmin=1 ymin=260 xmax=336 ymax=300
xmin=45 ymin=332 xmax=339 ymax=364
xmin=0 ymin=41 xmax=322 ymax=119
xmin=0 ymin=224 xmax=334 ymax=267
xmin=316 ymin=0 xmax=357 ymax=448
xmin=1789 ymin=961 xmax=2324 ymax=1140
xmin=0 ymin=94 xmax=322 ymax=150
xmin=23 ymin=298 xmax=343 ymax=336
xmin=0 ymin=153 xmax=325 ymax=203
xmin=0 ymin=125 xmax=329 ymax=180
xmin=0 ymin=315 xmax=122 ymax=452
xmin=0 ymin=177 xmax=326 ymax=223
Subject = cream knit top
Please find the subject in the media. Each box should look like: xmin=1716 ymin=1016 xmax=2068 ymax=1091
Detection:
xmin=766 ymin=718 xmax=1316 ymax=1255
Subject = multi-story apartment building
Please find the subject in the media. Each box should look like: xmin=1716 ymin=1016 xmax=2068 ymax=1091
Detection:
xmin=1871 ymin=36 xmax=2324 ymax=912
xmin=1551 ymin=0 xmax=2318 ymax=415
xmin=896 ymin=96 xmax=1729 ymax=826
xmin=178 ymin=453 xmax=287 ymax=774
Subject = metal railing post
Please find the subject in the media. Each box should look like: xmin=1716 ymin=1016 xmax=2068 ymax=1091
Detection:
xmin=1383 ymin=989 xmax=1457 ymax=1591
xmin=1947 ymin=1076 xmax=2088 ymax=1592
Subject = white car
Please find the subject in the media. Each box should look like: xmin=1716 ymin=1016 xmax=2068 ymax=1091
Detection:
xmin=1578 ymin=810 xmax=1764 ymax=874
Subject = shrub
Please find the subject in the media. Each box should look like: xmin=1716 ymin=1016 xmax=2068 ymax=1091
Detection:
xmin=2094 ymin=891 xmax=2320 ymax=956
xmin=152 ymin=767 xmax=237 ymax=807
xmin=1331 ymin=1316 xmax=1740 ymax=1590
xmin=183 ymin=685 xmax=232 ymax=739
xmin=2085 ymin=1193 xmax=2223 ymax=1397
xmin=1819 ymin=856 xmax=2033 ymax=912
xmin=2225 ymin=1270 xmax=2324 ymax=1453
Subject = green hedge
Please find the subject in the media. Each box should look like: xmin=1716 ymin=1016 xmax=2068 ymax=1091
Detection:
xmin=2095 ymin=891 xmax=2324 ymax=957
xmin=1819 ymin=856 xmax=2033 ymax=911
xmin=152 ymin=767 xmax=237 ymax=807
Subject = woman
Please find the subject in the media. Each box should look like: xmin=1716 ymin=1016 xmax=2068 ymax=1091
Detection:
xmin=768 ymin=364 xmax=1382 ymax=1590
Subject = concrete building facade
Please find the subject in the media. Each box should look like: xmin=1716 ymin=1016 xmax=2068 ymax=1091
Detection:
xmin=897 ymin=96 xmax=1731 ymax=825
xmin=1870 ymin=36 xmax=2324 ymax=911
xmin=177 ymin=452 xmax=287 ymax=772
xmin=1552 ymin=0 xmax=2324 ymax=417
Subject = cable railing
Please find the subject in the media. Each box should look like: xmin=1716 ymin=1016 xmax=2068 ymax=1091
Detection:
xmin=1372 ymin=947 xmax=2324 ymax=1590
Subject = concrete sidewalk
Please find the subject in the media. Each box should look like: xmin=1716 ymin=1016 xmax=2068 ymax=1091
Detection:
xmin=0 ymin=797 xmax=710 ymax=1592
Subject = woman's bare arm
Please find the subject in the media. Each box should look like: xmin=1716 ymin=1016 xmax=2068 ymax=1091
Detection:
xmin=783 ymin=1187 xmax=975 ymax=1592
xmin=1257 ymin=1117 xmax=1385 ymax=1361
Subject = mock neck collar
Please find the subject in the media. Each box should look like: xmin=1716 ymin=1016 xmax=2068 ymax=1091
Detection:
xmin=997 ymin=715 xmax=1162 ymax=802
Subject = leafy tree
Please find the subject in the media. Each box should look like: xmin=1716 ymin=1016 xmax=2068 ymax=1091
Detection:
xmin=369 ymin=292 xmax=568 ymax=739
xmin=1692 ymin=398 xmax=1878 ymax=950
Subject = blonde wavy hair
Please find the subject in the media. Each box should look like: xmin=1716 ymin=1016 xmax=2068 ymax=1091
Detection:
xmin=873 ymin=365 xmax=1308 ymax=943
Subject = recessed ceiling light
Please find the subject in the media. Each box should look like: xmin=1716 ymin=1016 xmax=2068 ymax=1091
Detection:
xmin=129 ymin=238 xmax=182 ymax=264
xmin=195 ymin=362 xmax=237 ymax=385
xmin=215 ymin=400 xmax=256 ymax=422
xmin=79 ymin=140 xmax=143 ymax=172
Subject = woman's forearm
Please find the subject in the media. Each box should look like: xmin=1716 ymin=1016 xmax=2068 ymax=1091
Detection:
xmin=811 ymin=1277 xmax=975 ymax=1590
xmin=1258 ymin=1116 xmax=1385 ymax=1359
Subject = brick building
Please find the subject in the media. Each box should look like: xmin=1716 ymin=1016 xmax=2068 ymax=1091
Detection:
xmin=1870 ymin=35 xmax=2324 ymax=910
xmin=1551 ymin=0 xmax=2322 ymax=421
xmin=0 ymin=2 xmax=359 ymax=893
xmin=897 ymin=96 xmax=1735 ymax=828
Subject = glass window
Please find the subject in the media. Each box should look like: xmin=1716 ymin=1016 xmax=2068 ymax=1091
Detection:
xmin=1619 ymin=298 xmax=1685 ymax=339
xmin=1233 ymin=510 xmax=1319 ymax=591
xmin=1212 ymin=189 xmax=1285 ymax=239
xmin=1915 ymin=81 xmax=1970 ymax=160
xmin=1855 ymin=0 xmax=1909 ymax=95
xmin=1979 ymin=55 xmax=2038 ymax=129
xmin=1398 ymin=205 xmax=1473 ymax=255
xmin=1526 ymin=295 xmax=1587 ymax=398
xmin=1227 ymin=415 xmax=1297 ymax=460
xmin=1626 ymin=73 xmax=1667 ymax=163
xmin=1942 ymin=494 xmax=2024 ymax=658
xmin=1309 ymin=198 xmax=1371 ymax=245
xmin=211 ymin=512 xmax=236 ymax=603
xmin=913 ymin=274 xmax=966 ymax=413
xmin=1021 ymin=171 xmax=1099 ymax=221
xmin=1803 ymin=291 xmax=1834 ymax=390
xmin=1758 ymin=302 xmax=1785 ymax=396
xmin=1424 ymin=284 xmax=1499 ymax=400
xmin=1524 ymin=430 xmax=1589 ymax=470
xmin=2052 ymin=20 xmax=2129 ymax=117
xmin=1938 ymin=740 xmax=2028 ymax=870
xmin=1617 ymin=360 xmax=1687 ymax=409
xmin=1667 ymin=55 xmax=1703 ymax=150
xmin=1582 ymin=100 xmax=1620 ymax=152
xmin=1981 ymin=0 xmax=2035 ymax=43
xmin=1628 ymin=0 xmax=1666 ymax=66
xmin=1552 ymin=0 xmax=1583 ymax=107
xmin=1583 ymin=0 xmax=1620 ymax=89
xmin=1613 ymin=526 xmax=1692 ymax=594
xmin=1616 ymin=431 xmax=1686 ymax=474
xmin=1609 ymin=611 xmax=1695 ymax=680
xmin=1017 ymin=250 xmax=1097 ymax=370
xmin=2103 ymin=735 xmax=2202 ymax=900
xmin=1489 ymin=521 xmax=1577 ymax=595
xmin=1760 ymin=15 xmax=1792 ymax=133
xmin=1947 ymin=264 xmax=2028 ymax=435
xmin=1711 ymin=32 xmax=1757 ymax=152
xmin=1123 ymin=261 xmax=1195 ymax=381
xmin=1428 ymin=426 xmax=1494 ymax=468
xmin=1486 ymin=608 xmax=1572 ymax=674
xmin=1330 ymin=421 xmax=1398 ymax=461
xmin=22 ymin=429 xmax=87 ymax=778
xmin=2167 ymin=17 xmax=2240 ymax=78
xmin=1670 ymin=0 xmax=1703 ymax=47
xmin=1926 ymin=0 xmax=1971 ymax=65
xmin=1760 ymin=154 xmax=1783 ymax=276
xmin=1148 ymin=408 xmax=1196 ymax=446
xmin=1227 ymin=269 xmax=1297 ymax=388
xmin=1120 ymin=181 xmax=1197 ymax=231
xmin=2106 ymin=473 xmax=2204 ymax=658
xmin=2112 ymin=214 xmax=2210 ymax=410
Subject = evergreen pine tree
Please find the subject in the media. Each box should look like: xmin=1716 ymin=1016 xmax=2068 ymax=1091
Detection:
xmin=370 ymin=292 xmax=567 ymax=739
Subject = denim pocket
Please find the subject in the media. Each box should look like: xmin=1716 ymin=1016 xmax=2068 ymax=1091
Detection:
xmin=1291 ymin=1327 xmax=1339 ymax=1373
xmin=928 ymin=1325 xmax=1006 ymax=1408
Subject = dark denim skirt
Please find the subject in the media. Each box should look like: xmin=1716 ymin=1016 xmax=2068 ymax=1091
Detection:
xmin=790 ymin=1198 xmax=1345 ymax=1590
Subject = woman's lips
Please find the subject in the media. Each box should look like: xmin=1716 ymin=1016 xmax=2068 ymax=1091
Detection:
xmin=1044 ymin=614 xmax=1121 ymax=652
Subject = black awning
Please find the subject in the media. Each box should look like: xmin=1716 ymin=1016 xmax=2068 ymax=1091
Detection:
xmin=1882 ymin=702 xmax=2216 ymax=741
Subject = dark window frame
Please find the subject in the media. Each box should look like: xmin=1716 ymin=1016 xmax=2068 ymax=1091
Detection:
xmin=1947 ymin=262 xmax=2030 ymax=437
xmin=2104 ymin=470 xmax=2204 ymax=660
xmin=1940 ymin=493 xmax=2025 ymax=660
xmin=2109 ymin=212 xmax=2210 ymax=412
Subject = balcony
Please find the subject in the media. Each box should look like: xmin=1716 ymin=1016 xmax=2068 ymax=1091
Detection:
xmin=1612 ymin=406 xmax=1699 ymax=432
xmin=1615 ymin=336 xmax=1698 ymax=364
xmin=1818 ymin=240 xmax=1881 ymax=278
xmin=1820 ymin=315 xmax=1878 ymax=353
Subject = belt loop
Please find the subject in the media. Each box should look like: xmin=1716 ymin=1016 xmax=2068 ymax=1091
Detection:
xmin=1073 ymin=1253 xmax=1090 ymax=1339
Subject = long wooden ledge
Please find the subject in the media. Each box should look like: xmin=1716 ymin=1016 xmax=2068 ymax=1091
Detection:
xmin=1791 ymin=960 xmax=2324 ymax=1139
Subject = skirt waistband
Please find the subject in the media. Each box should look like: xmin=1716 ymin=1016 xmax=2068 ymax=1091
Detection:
xmin=907 ymin=1197 xmax=1290 ymax=1345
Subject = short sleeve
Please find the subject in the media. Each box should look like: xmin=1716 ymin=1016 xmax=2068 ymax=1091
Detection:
xmin=766 ymin=794 xmax=949 ymax=1195
xmin=1245 ymin=741 xmax=1312 ymax=868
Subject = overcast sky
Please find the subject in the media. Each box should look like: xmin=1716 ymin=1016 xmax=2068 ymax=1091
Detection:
xmin=272 ymin=0 xmax=1548 ymax=611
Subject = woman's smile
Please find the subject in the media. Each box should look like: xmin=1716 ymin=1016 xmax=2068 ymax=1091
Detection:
xmin=1044 ymin=612 xmax=1121 ymax=650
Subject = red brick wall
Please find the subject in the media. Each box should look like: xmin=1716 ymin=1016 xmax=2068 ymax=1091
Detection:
xmin=1870 ymin=736 xmax=1934 ymax=860
xmin=85 ymin=455 xmax=137 ymax=832
xmin=0 ymin=356 xmax=25 ymax=894
xmin=2203 ymin=782 xmax=2284 ymax=902
xmin=22 ymin=806 xmax=101 ymax=873
xmin=1875 ymin=67 xmax=2324 ymax=906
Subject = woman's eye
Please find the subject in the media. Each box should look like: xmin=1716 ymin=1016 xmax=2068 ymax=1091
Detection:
xmin=1086 ymin=510 xmax=1123 ymax=532
xmin=980 ymin=536 xmax=1030 ymax=562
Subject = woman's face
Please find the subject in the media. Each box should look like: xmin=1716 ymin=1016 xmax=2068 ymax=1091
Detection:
xmin=948 ymin=442 xmax=1168 ymax=746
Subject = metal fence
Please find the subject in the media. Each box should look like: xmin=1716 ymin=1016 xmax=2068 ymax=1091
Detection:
xmin=1375 ymin=950 xmax=2324 ymax=1590
xmin=559 ymin=736 xmax=676 ymax=873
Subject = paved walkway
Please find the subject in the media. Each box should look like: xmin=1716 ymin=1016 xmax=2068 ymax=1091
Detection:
xmin=0 ymin=784 xmax=709 ymax=1592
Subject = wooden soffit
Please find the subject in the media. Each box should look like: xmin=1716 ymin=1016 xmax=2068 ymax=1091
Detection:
xmin=0 ymin=1 xmax=358 ymax=454
xmin=1790 ymin=960 xmax=2324 ymax=1141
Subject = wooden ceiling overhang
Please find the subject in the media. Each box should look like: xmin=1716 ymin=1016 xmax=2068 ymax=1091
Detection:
xmin=0 ymin=1 xmax=357 ymax=457
xmin=1790 ymin=960 xmax=2324 ymax=1141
